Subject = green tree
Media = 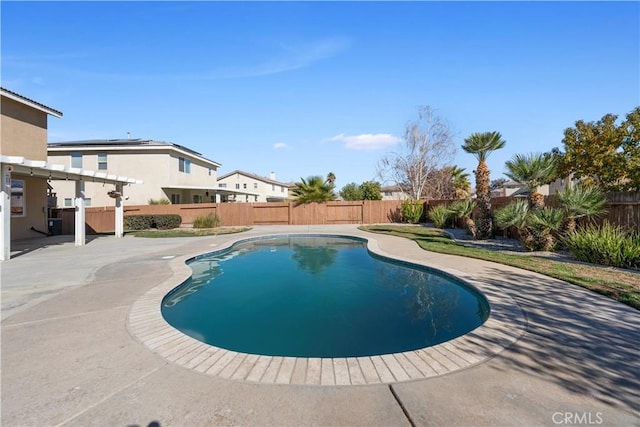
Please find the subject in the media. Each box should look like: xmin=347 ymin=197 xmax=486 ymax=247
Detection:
xmin=359 ymin=181 xmax=382 ymax=200
xmin=449 ymin=166 xmax=471 ymax=199
xmin=559 ymin=107 xmax=640 ymax=191
xmin=339 ymin=182 xmax=362 ymax=201
xmin=461 ymin=131 xmax=506 ymax=239
xmin=448 ymin=198 xmax=477 ymax=238
xmin=291 ymin=175 xmax=337 ymax=204
xmin=494 ymin=200 xmax=563 ymax=251
xmin=556 ymin=184 xmax=607 ymax=234
xmin=326 ymin=172 xmax=336 ymax=187
xmin=504 ymin=152 xmax=557 ymax=209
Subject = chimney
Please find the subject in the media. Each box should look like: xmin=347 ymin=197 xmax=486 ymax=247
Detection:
xmin=270 ymin=171 xmax=276 ymax=180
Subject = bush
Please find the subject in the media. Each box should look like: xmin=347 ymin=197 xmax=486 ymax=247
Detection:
xmin=154 ymin=214 xmax=182 ymax=230
xmin=124 ymin=214 xmax=182 ymax=230
xmin=401 ymin=199 xmax=424 ymax=224
xmin=565 ymin=222 xmax=640 ymax=269
xmin=193 ymin=213 xmax=222 ymax=229
xmin=124 ymin=215 xmax=153 ymax=230
xmin=428 ymin=205 xmax=451 ymax=228
xmin=148 ymin=198 xmax=170 ymax=205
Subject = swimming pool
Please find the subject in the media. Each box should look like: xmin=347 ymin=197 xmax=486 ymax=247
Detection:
xmin=161 ymin=235 xmax=490 ymax=358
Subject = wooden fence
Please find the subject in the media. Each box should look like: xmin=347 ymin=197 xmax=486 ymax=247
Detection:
xmin=55 ymin=200 xmax=405 ymax=233
xmin=53 ymin=192 xmax=640 ymax=234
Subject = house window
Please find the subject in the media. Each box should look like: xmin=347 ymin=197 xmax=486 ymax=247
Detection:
xmin=71 ymin=152 xmax=82 ymax=168
xmin=97 ymin=153 xmax=107 ymax=170
xmin=64 ymin=198 xmax=73 ymax=207
xmin=171 ymin=194 xmax=180 ymax=204
xmin=219 ymin=183 xmax=227 ymax=188
xmin=281 ymin=186 xmax=284 ymax=193
xmin=253 ymin=182 xmax=258 ymax=189
xmin=208 ymin=168 xmax=212 ymax=176
xmin=193 ymin=194 xmax=203 ymax=203
xmin=243 ymin=183 xmax=247 ymax=189
xmin=10 ymin=179 xmax=25 ymax=217
xmin=235 ymin=183 xmax=240 ymax=190
xmin=272 ymin=184 xmax=275 ymax=191
xmin=178 ymin=157 xmax=191 ymax=173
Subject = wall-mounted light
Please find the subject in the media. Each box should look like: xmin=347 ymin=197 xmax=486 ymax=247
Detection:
xmin=30 ymin=169 xmax=33 ymax=176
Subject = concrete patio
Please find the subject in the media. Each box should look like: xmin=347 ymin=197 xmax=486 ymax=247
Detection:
xmin=1 ymin=225 xmax=639 ymax=426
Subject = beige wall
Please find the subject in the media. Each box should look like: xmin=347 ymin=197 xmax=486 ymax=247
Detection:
xmin=0 ymin=97 xmax=48 ymax=160
xmin=10 ymin=175 xmax=49 ymax=239
xmin=218 ymin=173 xmax=288 ymax=202
xmin=48 ymin=148 xmax=219 ymax=206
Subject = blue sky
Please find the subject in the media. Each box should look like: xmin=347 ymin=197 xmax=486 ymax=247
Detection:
xmin=2 ymin=1 xmax=639 ymax=190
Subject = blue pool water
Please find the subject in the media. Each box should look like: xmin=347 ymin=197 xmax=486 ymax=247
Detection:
xmin=162 ymin=235 xmax=490 ymax=358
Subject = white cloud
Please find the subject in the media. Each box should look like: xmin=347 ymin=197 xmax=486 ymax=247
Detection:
xmin=273 ymin=142 xmax=288 ymax=149
xmin=326 ymin=133 xmax=401 ymax=150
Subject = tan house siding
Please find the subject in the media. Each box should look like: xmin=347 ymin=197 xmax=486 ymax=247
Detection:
xmin=9 ymin=176 xmax=49 ymax=239
xmin=217 ymin=171 xmax=288 ymax=202
xmin=47 ymin=141 xmax=220 ymax=206
xmin=1 ymin=90 xmax=59 ymax=239
xmin=0 ymin=96 xmax=48 ymax=161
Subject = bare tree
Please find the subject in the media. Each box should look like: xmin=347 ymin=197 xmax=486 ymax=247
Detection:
xmin=377 ymin=106 xmax=456 ymax=200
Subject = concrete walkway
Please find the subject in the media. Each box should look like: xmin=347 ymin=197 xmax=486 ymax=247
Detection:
xmin=1 ymin=225 xmax=639 ymax=426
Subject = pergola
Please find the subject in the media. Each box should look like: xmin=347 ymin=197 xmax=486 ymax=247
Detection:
xmin=1 ymin=155 xmax=143 ymax=261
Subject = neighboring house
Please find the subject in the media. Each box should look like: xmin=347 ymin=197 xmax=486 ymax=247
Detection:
xmin=217 ymin=170 xmax=289 ymax=202
xmin=1 ymin=88 xmax=138 ymax=260
xmin=380 ymin=185 xmax=409 ymax=201
xmin=497 ymin=180 xmax=551 ymax=198
xmin=47 ymin=139 xmax=230 ymax=206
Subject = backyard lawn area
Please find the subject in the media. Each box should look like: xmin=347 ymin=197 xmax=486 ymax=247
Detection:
xmin=360 ymin=224 xmax=640 ymax=311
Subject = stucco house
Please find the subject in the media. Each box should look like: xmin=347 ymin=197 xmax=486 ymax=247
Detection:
xmin=380 ymin=185 xmax=409 ymax=201
xmin=217 ymin=170 xmax=290 ymax=202
xmin=47 ymin=139 xmax=236 ymax=206
xmin=1 ymin=88 xmax=139 ymax=260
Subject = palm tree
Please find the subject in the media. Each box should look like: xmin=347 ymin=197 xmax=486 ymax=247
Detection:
xmin=556 ymin=183 xmax=607 ymax=234
xmin=291 ymin=175 xmax=336 ymax=204
xmin=494 ymin=200 xmax=564 ymax=251
xmin=504 ymin=153 xmax=557 ymax=209
xmin=448 ymin=198 xmax=477 ymax=238
xmin=462 ymin=131 xmax=506 ymax=239
xmin=449 ymin=166 xmax=471 ymax=199
xmin=326 ymin=172 xmax=336 ymax=187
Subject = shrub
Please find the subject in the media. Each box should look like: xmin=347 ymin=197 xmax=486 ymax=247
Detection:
xmin=124 ymin=215 xmax=153 ymax=230
xmin=401 ymin=199 xmax=424 ymax=224
xmin=148 ymin=198 xmax=170 ymax=205
xmin=495 ymin=201 xmax=564 ymax=251
xmin=428 ymin=205 xmax=451 ymax=228
xmin=154 ymin=214 xmax=182 ymax=230
xmin=565 ymin=222 xmax=640 ymax=269
xmin=124 ymin=214 xmax=182 ymax=230
xmin=193 ymin=213 xmax=222 ymax=229
xmin=448 ymin=198 xmax=477 ymax=237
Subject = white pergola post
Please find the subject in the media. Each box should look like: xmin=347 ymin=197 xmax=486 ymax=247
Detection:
xmin=114 ymin=183 xmax=124 ymax=238
xmin=1 ymin=165 xmax=12 ymax=261
xmin=74 ymin=180 xmax=86 ymax=246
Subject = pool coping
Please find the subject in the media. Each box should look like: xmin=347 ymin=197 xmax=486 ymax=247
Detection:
xmin=127 ymin=231 xmax=526 ymax=386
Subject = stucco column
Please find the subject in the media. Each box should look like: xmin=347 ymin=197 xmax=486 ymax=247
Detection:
xmin=1 ymin=164 xmax=12 ymax=261
xmin=115 ymin=183 xmax=124 ymax=238
xmin=74 ymin=180 xmax=86 ymax=246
